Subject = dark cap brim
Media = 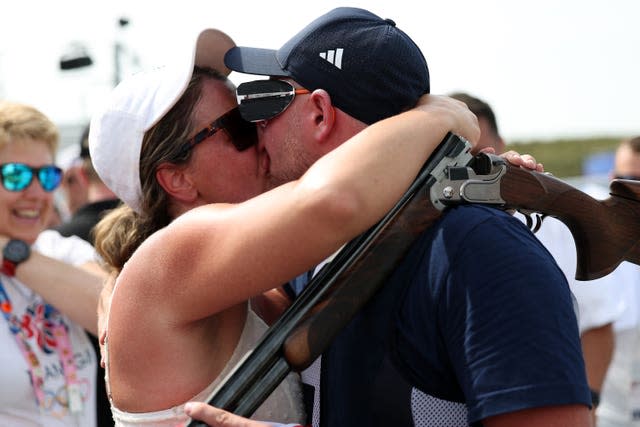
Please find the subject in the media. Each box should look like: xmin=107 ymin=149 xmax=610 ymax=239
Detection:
xmin=224 ymin=47 xmax=290 ymax=77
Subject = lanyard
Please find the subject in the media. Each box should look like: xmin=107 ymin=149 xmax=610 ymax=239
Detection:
xmin=0 ymin=278 xmax=83 ymax=413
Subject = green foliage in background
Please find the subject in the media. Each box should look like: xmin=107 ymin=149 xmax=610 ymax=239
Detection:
xmin=505 ymin=136 xmax=623 ymax=178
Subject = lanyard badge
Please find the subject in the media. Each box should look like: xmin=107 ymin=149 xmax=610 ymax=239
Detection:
xmin=0 ymin=280 xmax=83 ymax=413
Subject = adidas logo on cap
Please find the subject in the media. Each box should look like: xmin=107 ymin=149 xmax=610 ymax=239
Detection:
xmin=319 ymin=48 xmax=343 ymax=69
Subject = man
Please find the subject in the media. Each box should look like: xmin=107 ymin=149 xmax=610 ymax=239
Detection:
xmin=591 ymin=137 xmax=640 ymax=427
xmin=56 ymin=125 xmax=120 ymax=244
xmin=452 ymin=91 xmax=618 ymax=421
xmin=188 ymin=7 xmax=591 ymax=427
xmin=449 ymin=92 xmax=506 ymax=154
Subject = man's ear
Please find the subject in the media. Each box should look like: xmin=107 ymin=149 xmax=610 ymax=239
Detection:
xmin=155 ymin=163 xmax=198 ymax=205
xmin=308 ymin=89 xmax=336 ymax=142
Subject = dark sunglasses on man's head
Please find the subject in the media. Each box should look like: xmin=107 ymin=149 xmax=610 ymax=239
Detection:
xmin=181 ymin=107 xmax=257 ymax=155
xmin=236 ymin=80 xmax=311 ymax=122
xmin=0 ymin=163 xmax=63 ymax=192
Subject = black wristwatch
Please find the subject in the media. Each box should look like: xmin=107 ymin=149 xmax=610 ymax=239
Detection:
xmin=2 ymin=239 xmax=31 ymax=277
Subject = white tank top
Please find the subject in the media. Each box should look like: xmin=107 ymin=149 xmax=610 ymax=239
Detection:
xmin=106 ymin=308 xmax=305 ymax=426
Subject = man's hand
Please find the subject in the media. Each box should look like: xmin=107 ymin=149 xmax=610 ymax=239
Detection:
xmin=183 ymin=402 xmax=282 ymax=427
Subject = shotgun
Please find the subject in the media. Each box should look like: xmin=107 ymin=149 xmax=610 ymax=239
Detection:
xmin=284 ymin=152 xmax=640 ymax=371
xmin=430 ymin=152 xmax=640 ymax=280
xmin=187 ymin=133 xmax=640 ymax=425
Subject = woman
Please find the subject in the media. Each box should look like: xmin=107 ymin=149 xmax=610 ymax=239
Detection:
xmin=0 ymin=101 xmax=107 ymax=426
xmin=90 ymin=28 xmax=480 ymax=426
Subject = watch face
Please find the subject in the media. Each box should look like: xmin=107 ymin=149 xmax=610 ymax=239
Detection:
xmin=3 ymin=239 xmax=30 ymax=263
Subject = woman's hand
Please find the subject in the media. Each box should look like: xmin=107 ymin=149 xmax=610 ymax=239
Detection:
xmin=483 ymin=147 xmax=544 ymax=172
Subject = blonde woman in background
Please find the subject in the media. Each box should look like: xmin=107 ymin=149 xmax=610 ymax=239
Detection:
xmin=0 ymin=101 xmax=107 ymax=427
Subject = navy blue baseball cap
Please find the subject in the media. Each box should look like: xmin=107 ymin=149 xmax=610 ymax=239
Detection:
xmin=224 ymin=7 xmax=430 ymax=125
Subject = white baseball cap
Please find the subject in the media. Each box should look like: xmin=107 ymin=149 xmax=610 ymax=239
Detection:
xmin=88 ymin=28 xmax=235 ymax=213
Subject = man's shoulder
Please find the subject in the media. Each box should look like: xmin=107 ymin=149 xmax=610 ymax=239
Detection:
xmin=441 ymin=203 xmax=509 ymax=221
xmin=412 ymin=204 xmax=545 ymax=262
xmin=434 ymin=204 xmax=522 ymax=237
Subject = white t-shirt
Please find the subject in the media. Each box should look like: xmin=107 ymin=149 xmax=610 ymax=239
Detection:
xmin=525 ymin=180 xmax=640 ymax=425
xmin=522 ymin=182 xmax=626 ymax=333
xmin=532 ymin=216 xmax=626 ymax=333
xmin=0 ymin=230 xmax=98 ymax=427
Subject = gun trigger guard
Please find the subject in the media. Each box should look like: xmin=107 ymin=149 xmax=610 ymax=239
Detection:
xmin=517 ymin=210 xmax=547 ymax=233
xmin=523 ymin=212 xmax=534 ymax=230
xmin=532 ymin=213 xmax=547 ymax=233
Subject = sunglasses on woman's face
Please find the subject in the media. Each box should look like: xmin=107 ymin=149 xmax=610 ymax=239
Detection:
xmin=181 ymin=107 xmax=258 ymax=155
xmin=0 ymin=163 xmax=63 ymax=192
xmin=236 ymin=80 xmax=311 ymax=122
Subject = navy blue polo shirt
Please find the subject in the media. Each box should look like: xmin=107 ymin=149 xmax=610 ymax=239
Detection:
xmin=316 ymin=205 xmax=590 ymax=426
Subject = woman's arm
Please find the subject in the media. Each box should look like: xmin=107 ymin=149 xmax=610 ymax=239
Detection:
xmin=8 ymin=248 xmax=107 ymax=335
xmin=122 ymin=94 xmax=479 ymax=323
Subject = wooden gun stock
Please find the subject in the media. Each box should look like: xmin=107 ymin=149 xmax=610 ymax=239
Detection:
xmin=498 ymin=162 xmax=640 ymax=280
xmin=470 ymin=156 xmax=640 ymax=280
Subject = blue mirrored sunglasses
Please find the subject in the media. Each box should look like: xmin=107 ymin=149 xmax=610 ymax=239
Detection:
xmin=0 ymin=163 xmax=63 ymax=192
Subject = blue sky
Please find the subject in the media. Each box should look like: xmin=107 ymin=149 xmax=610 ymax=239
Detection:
xmin=1 ymin=0 xmax=639 ymax=142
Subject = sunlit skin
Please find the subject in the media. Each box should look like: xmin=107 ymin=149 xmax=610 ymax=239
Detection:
xmin=0 ymin=139 xmax=56 ymax=244
xmin=256 ymin=96 xmax=314 ymax=190
xmin=613 ymin=143 xmax=640 ymax=178
xmin=172 ymin=78 xmax=268 ymax=213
